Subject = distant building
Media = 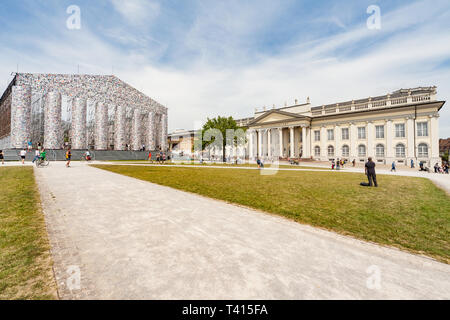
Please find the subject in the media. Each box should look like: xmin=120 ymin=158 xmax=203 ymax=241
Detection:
xmin=168 ymin=129 xmax=195 ymax=155
xmin=246 ymin=87 xmax=444 ymax=165
xmin=0 ymin=73 xmax=168 ymax=151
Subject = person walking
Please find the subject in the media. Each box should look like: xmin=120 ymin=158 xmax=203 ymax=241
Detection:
xmin=20 ymin=149 xmax=27 ymax=164
xmin=0 ymin=149 xmax=4 ymax=165
xmin=365 ymin=157 xmax=378 ymax=187
xmin=411 ymin=159 xmax=414 ymax=168
xmin=27 ymin=140 xmax=32 ymax=151
xmin=65 ymin=148 xmax=72 ymax=168
xmin=148 ymin=151 xmax=152 ymax=163
xmin=352 ymin=159 xmax=356 ymax=167
xmin=32 ymin=149 xmax=40 ymax=163
xmin=391 ymin=160 xmax=396 ymax=172
xmin=434 ymin=163 xmax=440 ymax=173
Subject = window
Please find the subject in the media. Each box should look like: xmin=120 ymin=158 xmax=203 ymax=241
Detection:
xmin=395 ymin=124 xmax=405 ymax=138
xmin=314 ymin=130 xmax=320 ymax=142
xmin=358 ymin=145 xmax=366 ymax=157
xmin=327 ymin=129 xmax=334 ymax=141
xmin=328 ymin=145 xmax=335 ymax=157
xmin=315 ymin=146 xmax=321 ymax=157
xmin=376 ymin=144 xmax=385 ymax=157
xmin=418 ymin=143 xmax=428 ymax=157
xmin=376 ymin=125 xmax=385 ymax=139
xmin=358 ymin=127 xmax=366 ymax=139
xmin=341 ymin=128 xmax=349 ymax=140
xmin=342 ymin=145 xmax=349 ymax=157
xmin=417 ymin=122 xmax=428 ymax=137
xmin=395 ymin=143 xmax=405 ymax=157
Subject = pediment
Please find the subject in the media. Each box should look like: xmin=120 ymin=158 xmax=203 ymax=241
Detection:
xmin=249 ymin=110 xmax=308 ymax=126
xmin=258 ymin=113 xmax=295 ymax=123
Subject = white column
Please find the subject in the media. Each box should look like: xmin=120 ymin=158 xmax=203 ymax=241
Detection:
xmin=258 ymin=129 xmax=263 ymax=158
xmin=406 ymin=117 xmax=415 ymax=159
xmin=147 ymin=111 xmax=156 ymax=150
xmin=94 ymin=101 xmax=108 ymax=150
xmin=430 ymin=114 xmax=440 ymax=161
xmin=320 ymin=126 xmax=327 ymax=160
xmin=289 ymin=127 xmax=294 ymax=158
xmin=11 ymin=86 xmax=32 ymax=149
xmin=367 ymin=121 xmax=374 ymax=157
xmin=335 ymin=124 xmax=341 ymax=159
xmin=114 ymin=105 xmax=126 ymax=151
xmin=350 ymin=122 xmax=357 ymax=159
xmin=386 ymin=119 xmax=393 ymax=159
xmin=72 ymin=98 xmax=87 ymax=150
xmin=267 ymin=129 xmax=272 ymax=159
xmin=44 ymin=91 xmax=62 ymax=150
xmin=248 ymin=130 xmax=254 ymax=160
xmin=279 ymin=128 xmax=283 ymax=158
xmin=160 ymin=113 xmax=168 ymax=151
xmin=305 ymin=127 xmax=311 ymax=158
xmin=302 ymin=127 xmax=307 ymax=158
xmin=131 ymin=108 xmax=142 ymax=151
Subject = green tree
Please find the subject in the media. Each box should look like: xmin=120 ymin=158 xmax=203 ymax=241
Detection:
xmin=198 ymin=116 xmax=243 ymax=162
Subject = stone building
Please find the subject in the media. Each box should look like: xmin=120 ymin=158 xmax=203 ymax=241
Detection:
xmin=0 ymin=73 xmax=168 ymax=151
xmin=245 ymin=87 xmax=444 ymax=165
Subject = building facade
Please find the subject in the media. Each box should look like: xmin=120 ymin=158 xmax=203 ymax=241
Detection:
xmin=0 ymin=73 xmax=168 ymax=151
xmin=245 ymin=87 xmax=444 ymax=165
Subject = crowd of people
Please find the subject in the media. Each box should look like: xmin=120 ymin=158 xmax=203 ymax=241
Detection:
xmin=434 ymin=162 xmax=449 ymax=174
xmin=147 ymin=149 xmax=169 ymax=164
xmin=331 ymin=159 xmax=347 ymax=170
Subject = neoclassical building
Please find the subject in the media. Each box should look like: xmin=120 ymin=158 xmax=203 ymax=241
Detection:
xmin=0 ymin=73 xmax=168 ymax=151
xmin=245 ymin=87 xmax=444 ymax=165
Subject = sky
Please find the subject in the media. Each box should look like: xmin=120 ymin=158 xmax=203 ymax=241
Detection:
xmin=0 ymin=0 xmax=449 ymax=137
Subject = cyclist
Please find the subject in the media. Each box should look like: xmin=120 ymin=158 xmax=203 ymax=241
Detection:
xmin=84 ymin=150 xmax=91 ymax=161
xmin=40 ymin=149 xmax=47 ymax=162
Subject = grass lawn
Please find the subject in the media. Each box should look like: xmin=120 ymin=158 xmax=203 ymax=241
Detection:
xmin=106 ymin=160 xmax=330 ymax=170
xmin=94 ymin=165 xmax=450 ymax=263
xmin=0 ymin=167 xmax=57 ymax=299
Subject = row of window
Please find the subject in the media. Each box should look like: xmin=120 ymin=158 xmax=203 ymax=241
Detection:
xmin=314 ymin=143 xmax=429 ymax=158
xmin=314 ymin=122 xmax=429 ymax=142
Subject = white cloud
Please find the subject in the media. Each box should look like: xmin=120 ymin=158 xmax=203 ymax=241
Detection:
xmin=110 ymin=0 xmax=160 ymax=26
xmin=0 ymin=0 xmax=449 ymax=138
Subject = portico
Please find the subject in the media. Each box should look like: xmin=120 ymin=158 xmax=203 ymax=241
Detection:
xmin=242 ymin=87 xmax=445 ymax=166
xmin=247 ymin=110 xmax=311 ymax=161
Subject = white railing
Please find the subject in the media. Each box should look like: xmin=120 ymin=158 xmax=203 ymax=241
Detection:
xmin=310 ymin=93 xmax=433 ymax=117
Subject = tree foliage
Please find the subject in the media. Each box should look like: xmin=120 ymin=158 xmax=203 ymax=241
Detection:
xmin=196 ymin=116 xmax=244 ymax=161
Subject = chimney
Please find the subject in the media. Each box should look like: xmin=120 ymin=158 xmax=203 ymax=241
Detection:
xmin=307 ymin=97 xmax=310 ymax=104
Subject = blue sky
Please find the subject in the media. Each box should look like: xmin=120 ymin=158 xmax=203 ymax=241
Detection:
xmin=0 ymin=0 xmax=449 ymax=137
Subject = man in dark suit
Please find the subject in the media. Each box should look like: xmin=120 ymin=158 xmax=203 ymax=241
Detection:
xmin=365 ymin=157 xmax=378 ymax=187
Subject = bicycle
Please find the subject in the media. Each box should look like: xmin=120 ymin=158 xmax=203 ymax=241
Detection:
xmin=80 ymin=155 xmax=92 ymax=162
xmin=35 ymin=158 xmax=50 ymax=168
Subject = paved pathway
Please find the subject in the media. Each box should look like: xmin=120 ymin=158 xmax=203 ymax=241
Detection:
xmin=34 ymin=162 xmax=450 ymax=299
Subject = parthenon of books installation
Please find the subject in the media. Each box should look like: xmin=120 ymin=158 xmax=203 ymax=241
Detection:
xmin=0 ymin=73 xmax=168 ymax=151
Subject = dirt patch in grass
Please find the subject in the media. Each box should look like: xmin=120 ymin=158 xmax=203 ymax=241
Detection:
xmin=0 ymin=167 xmax=57 ymax=300
xmin=94 ymin=165 xmax=450 ymax=264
